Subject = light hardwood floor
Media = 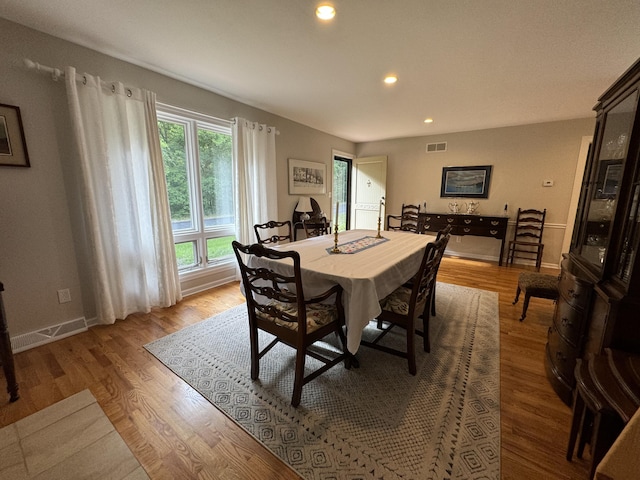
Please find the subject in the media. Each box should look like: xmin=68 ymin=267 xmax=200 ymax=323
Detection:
xmin=0 ymin=257 xmax=590 ymax=479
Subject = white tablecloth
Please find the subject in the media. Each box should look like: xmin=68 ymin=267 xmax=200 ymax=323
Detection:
xmin=252 ymin=229 xmax=436 ymax=353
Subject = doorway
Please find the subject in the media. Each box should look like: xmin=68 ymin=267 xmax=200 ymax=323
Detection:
xmin=333 ymin=153 xmax=352 ymax=231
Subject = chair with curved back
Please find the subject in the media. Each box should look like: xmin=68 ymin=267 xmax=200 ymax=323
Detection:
xmin=430 ymin=224 xmax=453 ymax=317
xmin=506 ymin=208 xmax=547 ymax=270
xmin=303 ymin=217 xmax=330 ymax=237
xmin=361 ymin=232 xmax=450 ymax=374
xmin=386 ymin=203 xmax=421 ymax=232
xmin=232 ymin=241 xmax=349 ymax=407
xmin=254 ymin=220 xmax=292 ymax=245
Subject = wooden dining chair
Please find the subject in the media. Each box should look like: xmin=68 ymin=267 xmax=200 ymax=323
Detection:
xmin=253 ymin=220 xmax=292 ymax=245
xmin=386 ymin=204 xmax=421 ymax=232
xmin=361 ymin=233 xmax=450 ymax=374
xmin=303 ymin=217 xmax=329 ymax=237
xmin=232 ymin=241 xmax=349 ymax=407
xmin=506 ymin=208 xmax=546 ymax=270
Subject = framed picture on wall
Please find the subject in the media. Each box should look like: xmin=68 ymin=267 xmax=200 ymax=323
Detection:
xmin=440 ymin=165 xmax=492 ymax=198
xmin=288 ymin=158 xmax=326 ymax=195
xmin=0 ymin=103 xmax=30 ymax=168
xmin=595 ymin=159 xmax=622 ymax=199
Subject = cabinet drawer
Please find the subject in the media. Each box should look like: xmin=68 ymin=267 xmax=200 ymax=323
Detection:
xmin=558 ymin=271 xmax=590 ymax=310
xmin=547 ymin=323 xmax=580 ymax=383
xmin=421 ymin=214 xmax=453 ymax=232
xmin=457 ymin=225 xmax=504 ymax=238
xmin=553 ymin=300 xmax=586 ymax=348
xmin=460 ymin=216 xmax=507 ymax=228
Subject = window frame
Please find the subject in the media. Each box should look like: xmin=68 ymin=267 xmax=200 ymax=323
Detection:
xmin=156 ymin=103 xmax=235 ymax=277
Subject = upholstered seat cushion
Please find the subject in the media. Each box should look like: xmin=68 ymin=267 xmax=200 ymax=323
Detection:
xmin=380 ymin=285 xmax=413 ymax=315
xmin=518 ymin=272 xmax=558 ymax=297
xmin=257 ymin=301 xmax=339 ymax=332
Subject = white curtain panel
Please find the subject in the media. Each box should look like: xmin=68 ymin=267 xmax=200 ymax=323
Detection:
xmin=233 ymin=118 xmax=278 ymax=245
xmin=65 ymin=66 xmax=182 ymax=324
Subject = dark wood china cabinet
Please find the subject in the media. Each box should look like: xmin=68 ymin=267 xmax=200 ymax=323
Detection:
xmin=545 ymin=58 xmax=640 ymax=404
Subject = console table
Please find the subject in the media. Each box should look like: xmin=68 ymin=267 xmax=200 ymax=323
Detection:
xmin=418 ymin=212 xmax=509 ymax=265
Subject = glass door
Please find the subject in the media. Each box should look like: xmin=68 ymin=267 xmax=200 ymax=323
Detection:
xmin=333 ymin=156 xmax=352 ymax=231
xmin=577 ymin=91 xmax=638 ymax=271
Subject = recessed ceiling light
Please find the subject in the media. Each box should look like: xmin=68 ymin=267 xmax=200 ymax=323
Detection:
xmin=316 ymin=4 xmax=336 ymax=20
xmin=384 ymin=75 xmax=398 ymax=84
xmin=424 ymin=118 xmax=434 ymax=124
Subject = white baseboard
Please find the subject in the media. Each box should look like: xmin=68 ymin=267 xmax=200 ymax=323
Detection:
xmin=181 ymin=273 xmax=238 ymax=297
xmin=10 ymin=317 xmax=88 ymax=353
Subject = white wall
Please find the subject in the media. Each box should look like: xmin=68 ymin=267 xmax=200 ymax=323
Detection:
xmin=357 ymin=118 xmax=595 ymax=267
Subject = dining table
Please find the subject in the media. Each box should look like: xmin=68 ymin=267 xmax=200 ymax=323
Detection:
xmin=249 ymin=229 xmax=437 ymax=354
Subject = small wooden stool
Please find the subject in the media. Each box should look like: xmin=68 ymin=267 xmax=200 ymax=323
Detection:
xmin=512 ymin=272 xmax=559 ymax=321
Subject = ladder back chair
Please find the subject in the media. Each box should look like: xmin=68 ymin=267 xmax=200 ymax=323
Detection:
xmin=506 ymin=208 xmax=547 ymax=270
xmin=361 ymin=233 xmax=450 ymax=374
xmin=254 ymin=220 xmax=292 ymax=245
xmin=386 ymin=204 xmax=421 ymax=232
xmin=232 ymin=241 xmax=349 ymax=407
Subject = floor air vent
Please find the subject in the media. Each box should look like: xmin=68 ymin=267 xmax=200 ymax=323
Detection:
xmin=10 ymin=317 xmax=88 ymax=353
xmin=426 ymin=142 xmax=447 ymax=153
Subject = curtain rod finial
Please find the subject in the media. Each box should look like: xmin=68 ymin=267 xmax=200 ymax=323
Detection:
xmin=24 ymin=58 xmax=38 ymax=69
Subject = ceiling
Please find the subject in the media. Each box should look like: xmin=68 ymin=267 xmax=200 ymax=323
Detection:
xmin=2 ymin=0 xmax=640 ymax=142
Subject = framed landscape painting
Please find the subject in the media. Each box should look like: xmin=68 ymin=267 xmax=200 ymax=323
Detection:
xmin=0 ymin=103 xmax=30 ymax=167
xmin=288 ymin=158 xmax=326 ymax=195
xmin=440 ymin=165 xmax=492 ymax=198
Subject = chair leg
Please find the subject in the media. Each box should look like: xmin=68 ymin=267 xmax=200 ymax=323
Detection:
xmin=250 ymin=326 xmax=260 ymax=380
xmin=422 ymin=310 xmax=431 ymax=353
xmin=536 ymin=245 xmax=544 ymax=271
xmin=513 ymin=285 xmax=521 ymax=305
xmin=407 ymin=326 xmax=417 ymax=375
xmin=430 ymin=283 xmax=437 ymax=316
xmin=291 ymin=346 xmax=306 ymax=407
xmin=519 ymin=293 xmax=531 ymax=321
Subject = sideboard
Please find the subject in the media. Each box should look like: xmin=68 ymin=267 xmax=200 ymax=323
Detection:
xmin=417 ymin=212 xmax=509 ymax=265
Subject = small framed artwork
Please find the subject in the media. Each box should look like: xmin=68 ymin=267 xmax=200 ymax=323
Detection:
xmin=0 ymin=103 xmax=30 ymax=168
xmin=288 ymin=158 xmax=326 ymax=195
xmin=440 ymin=165 xmax=492 ymax=198
xmin=595 ymin=159 xmax=622 ymax=199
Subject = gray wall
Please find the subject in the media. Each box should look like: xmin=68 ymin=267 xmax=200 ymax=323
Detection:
xmin=0 ymin=18 xmax=354 ymax=336
xmin=357 ymin=119 xmax=595 ymax=266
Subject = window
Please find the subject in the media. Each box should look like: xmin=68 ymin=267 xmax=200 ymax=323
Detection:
xmin=157 ymin=105 xmax=235 ymax=273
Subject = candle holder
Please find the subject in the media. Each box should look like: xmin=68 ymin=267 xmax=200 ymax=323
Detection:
xmin=376 ymin=216 xmax=383 ymax=239
xmin=331 ymin=221 xmax=341 ymax=254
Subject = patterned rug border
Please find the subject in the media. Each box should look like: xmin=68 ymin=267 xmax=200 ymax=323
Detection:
xmin=144 ymin=282 xmax=500 ymax=479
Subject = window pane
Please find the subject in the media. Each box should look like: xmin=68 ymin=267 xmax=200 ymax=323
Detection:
xmin=198 ymin=129 xmax=233 ymax=229
xmin=207 ymin=235 xmax=235 ymax=262
xmin=175 ymin=241 xmax=198 ymax=269
xmin=158 ymin=120 xmax=194 ymax=231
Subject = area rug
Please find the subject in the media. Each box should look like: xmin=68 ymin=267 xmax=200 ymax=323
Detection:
xmin=144 ymin=282 xmax=500 ymax=479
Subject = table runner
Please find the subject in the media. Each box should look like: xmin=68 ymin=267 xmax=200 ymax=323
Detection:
xmin=325 ymin=235 xmax=389 ymax=254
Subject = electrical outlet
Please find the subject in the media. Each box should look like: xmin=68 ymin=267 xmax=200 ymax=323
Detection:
xmin=57 ymin=289 xmax=71 ymax=304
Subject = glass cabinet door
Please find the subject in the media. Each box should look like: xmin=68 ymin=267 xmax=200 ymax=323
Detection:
xmin=578 ymin=91 xmax=638 ymax=270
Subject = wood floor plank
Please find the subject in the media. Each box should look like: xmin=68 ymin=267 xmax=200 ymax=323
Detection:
xmin=0 ymin=258 xmax=590 ymax=479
